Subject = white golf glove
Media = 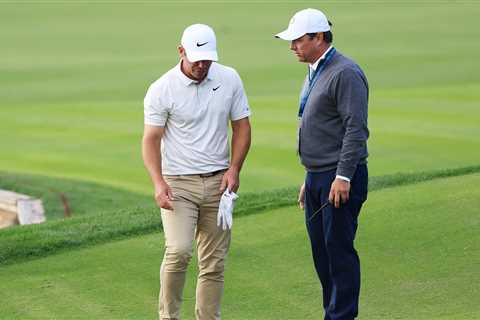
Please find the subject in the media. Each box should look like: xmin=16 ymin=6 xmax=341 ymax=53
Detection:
xmin=217 ymin=189 xmax=239 ymax=230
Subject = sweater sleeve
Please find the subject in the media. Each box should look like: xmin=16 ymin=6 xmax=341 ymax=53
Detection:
xmin=333 ymin=67 xmax=369 ymax=179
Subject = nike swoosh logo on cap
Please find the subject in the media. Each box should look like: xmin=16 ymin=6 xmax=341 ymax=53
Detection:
xmin=196 ymin=42 xmax=208 ymax=47
xmin=213 ymin=85 xmax=221 ymax=91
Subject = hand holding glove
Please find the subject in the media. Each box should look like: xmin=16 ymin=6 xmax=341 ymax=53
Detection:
xmin=217 ymin=189 xmax=239 ymax=230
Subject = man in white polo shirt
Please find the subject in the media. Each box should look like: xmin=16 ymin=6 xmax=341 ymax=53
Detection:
xmin=142 ymin=24 xmax=251 ymax=320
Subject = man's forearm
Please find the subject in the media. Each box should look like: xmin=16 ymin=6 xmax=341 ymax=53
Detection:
xmin=230 ymin=118 xmax=251 ymax=172
xmin=142 ymin=134 xmax=164 ymax=187
xmin=335 ymin=68 xmax=369 ymax=179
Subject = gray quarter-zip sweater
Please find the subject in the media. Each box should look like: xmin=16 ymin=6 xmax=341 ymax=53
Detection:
xmin=299 ymin=50 xmax=369 ymax=179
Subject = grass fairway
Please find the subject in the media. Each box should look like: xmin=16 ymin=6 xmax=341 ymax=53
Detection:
xmin=1 ymin=2 xmax=479 ymax=193
xmin=1 ymin=2 xmax=479 ymax=319
xmin=1 ymin=173 xmax=478 ymax=319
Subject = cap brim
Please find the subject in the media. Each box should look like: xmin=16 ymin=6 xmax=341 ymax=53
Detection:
xmin=186 ymin=50 xmax=218 ymax=62
xmin=274 ymin=28 xmax=305 ymax=41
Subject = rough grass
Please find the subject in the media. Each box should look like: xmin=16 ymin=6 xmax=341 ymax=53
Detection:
xmin=0 ymin=171 xmax=151 ymax=220
xmin=1 ymin=165 xmax=479 ymax=266
xmin=1 ymin=173 xmax=478 ymax=319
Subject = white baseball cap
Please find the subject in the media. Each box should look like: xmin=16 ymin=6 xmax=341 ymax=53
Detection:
xmin=275 ymin=8 xmax=331 ymax=41
xmin=181 ymin=24 xmax=218 ymax=62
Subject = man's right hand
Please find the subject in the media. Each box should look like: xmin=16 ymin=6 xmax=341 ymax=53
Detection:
xmin=298 ymin=182 xmax=305 ymax=210
xmin=154 ymin=180 xmax=174 ymax=210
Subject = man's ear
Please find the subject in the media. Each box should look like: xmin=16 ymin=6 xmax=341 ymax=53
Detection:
xmin=316 ymin=32 xmax=325 ymax=43
xmin=178 ymin=45 xmax=185 ymax=58
xmin=314 ymin=33 xmax=326 ymax=49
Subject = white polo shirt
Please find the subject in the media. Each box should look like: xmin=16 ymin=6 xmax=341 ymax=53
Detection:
xmin=144 ymin=62 xmax=251 ymax=175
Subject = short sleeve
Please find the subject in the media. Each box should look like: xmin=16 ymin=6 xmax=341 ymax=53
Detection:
xmin=229 ymin=70 xmax=251 ymax=121
xmin=144 ymin=83 xmax=169 ymax=127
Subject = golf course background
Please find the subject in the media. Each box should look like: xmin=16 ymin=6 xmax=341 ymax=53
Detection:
xmin=1 ymin=1 xmax=479 ymax=319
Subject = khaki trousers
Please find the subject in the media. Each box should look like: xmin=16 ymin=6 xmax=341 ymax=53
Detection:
xmin=159 ymin=172 xmax=230 ymax=320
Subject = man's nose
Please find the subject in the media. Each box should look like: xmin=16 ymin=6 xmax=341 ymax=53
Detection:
xmin=197 ymin=61 xmax=208 ymax=68
xmin=290 ymin=41 xmax=295 ymax=51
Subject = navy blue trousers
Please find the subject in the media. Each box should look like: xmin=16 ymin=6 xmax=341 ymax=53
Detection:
xmin=304 ymin=165 xmax=368 ymax=320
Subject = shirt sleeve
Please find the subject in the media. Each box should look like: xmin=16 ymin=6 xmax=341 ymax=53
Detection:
xmin=229 ymin=70 xmax=251 ymax=121
xmin=334 ymin=67 xmax=369 ymax=179
xmin=336 ymin=175 xmax=351 ymax=182
xmin=144 ymin=83 xmax=169 ymax=127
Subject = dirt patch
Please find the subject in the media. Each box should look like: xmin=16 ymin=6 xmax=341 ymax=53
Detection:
xmin=0 ymin=209 xmax=18 ymax=229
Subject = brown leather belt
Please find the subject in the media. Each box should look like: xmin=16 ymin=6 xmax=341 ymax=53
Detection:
xmin=198 ymin=169 xmax=225 ymax=178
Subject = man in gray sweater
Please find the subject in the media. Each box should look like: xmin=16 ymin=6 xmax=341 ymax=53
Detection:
xmin=276 ymin=8 xmax=369 ymax=320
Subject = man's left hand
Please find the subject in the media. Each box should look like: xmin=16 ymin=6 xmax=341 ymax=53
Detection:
xmin=329 ymin=178 xmax=351 ymax=208
xmin=220 ymin=167 xmax=240 ymax=192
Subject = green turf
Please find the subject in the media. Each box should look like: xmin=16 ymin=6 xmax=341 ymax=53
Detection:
xmin=1 ymin=2 xmax=479 ymax=319
xmin=1 ymin=173 xmax=478 ymax=319
xmin=3 ymin=164 xmax=479 ymax=220
xmin=0 ymin=171 xmax=151 ymax=219
xmin=1 ymin=2 xmax=479 ymax=194
xmin=2 ymin=165 xmax=479 ymax=267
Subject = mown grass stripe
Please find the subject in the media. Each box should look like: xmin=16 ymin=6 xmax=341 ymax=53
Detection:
xmin=1 ymin=165 xmax=479 ymax=266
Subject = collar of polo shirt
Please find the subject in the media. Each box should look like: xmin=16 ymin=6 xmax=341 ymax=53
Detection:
xmin=176 ymin=62 xmax=217 ymax=86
